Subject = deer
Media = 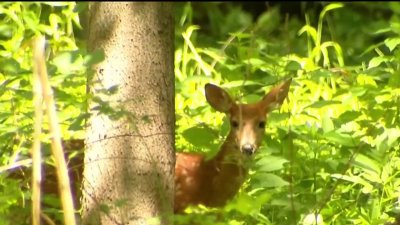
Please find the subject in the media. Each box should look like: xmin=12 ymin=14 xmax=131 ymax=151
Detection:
xmin=7 ymin=79 xmax=291 ymax=220
xmin=174 ymin=78 xmax=292 ymax=213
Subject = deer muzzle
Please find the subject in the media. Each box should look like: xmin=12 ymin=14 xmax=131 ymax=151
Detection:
xmin=241 ymin=143 xmax=255 ymax=155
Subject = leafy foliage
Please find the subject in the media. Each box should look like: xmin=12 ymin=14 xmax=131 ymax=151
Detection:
xmin=0 ymin=2 xmax=400 ymax=225
xmin=174 ymin=2 xmax=400 ymax=225
xmin=0 ymin=2 xmax=100 ymax=224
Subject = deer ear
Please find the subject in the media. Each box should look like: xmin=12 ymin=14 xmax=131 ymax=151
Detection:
xmin=205 ymin=83 xmax=234 ymax=113
xmin=261 ymin=78 xmax=292 ymax=112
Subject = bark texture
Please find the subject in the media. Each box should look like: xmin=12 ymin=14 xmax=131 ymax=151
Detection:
xmin=82 ymin=2 xmax=174 ymax=225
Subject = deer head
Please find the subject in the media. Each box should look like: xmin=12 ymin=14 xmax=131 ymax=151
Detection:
xmin=204 ymin=79 xmax=291 ymax=156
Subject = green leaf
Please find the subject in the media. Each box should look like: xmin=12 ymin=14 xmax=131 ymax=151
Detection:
xmin=375 ymin=93 xmax=392 ymax=104
xmin=182 ymin=126 xmax=216 ymax=147
xmin=305 ymin=100 xmax=341 ymax=109
xmin=298 ymin=25 xmax=317 ymax=43
xmin=0 ymin=78 xmax=15 ymax=96
xmin=331 ymin=174 xmax=373 ymax=193
xmin=252 ymin=173 xmax=289 ymax=188
xmin=310 ymin=69 xmax=333 ymax=79
xmin=226 ymin=193 xmax=258 ymax=215
xmin=324 ymin=130 xmax=357 ymax=147
xmin=285 ymin=61 xmax=301 ymax=71
xmin=15 ymin=89 xmax=33 ymax=100
xmin=353 ymin=154 xmax=381 ymax=176
xmin=256 ymin=156 xmax=288 ymax=172
xmin=245 ymin=58 xmax=266 ymax=67
xmin=0 ymin=24 xmax=13 ymax=38
xmin=385 ymin=37 xmax=400 ymax=52
xmin=52 ymin=51 xmax=84 ymax=74
xmin=68 ymin=113 xmax=88 ymax=131
xmin=49 ymin=13 xmax=61 ymax=30
xmin=222 ymin=80 xmax=263 ymax=88
xmin=368 ymin=56 xmax=387 ymax=69
xmin=338 ymin=111 xmax=361 ymax=123
xmin=386 ymin=128 xmax=400 ymax=148
xmin=268 ymin=112 xmax=290 ymax=124
xmin=375 ymin=128 xmax=400 ymax=152
xmin=243 ymin=94 xmax=262 ymax=104
xmin=322 ymin=114 xmax=334 ymax=133
xmin=0 ymin=58 xmax=22 ymax=75
xmin=350 ymin=86 xmax=368 ymax=97
xmin=320 ymin=3 xmax=344 ymax=19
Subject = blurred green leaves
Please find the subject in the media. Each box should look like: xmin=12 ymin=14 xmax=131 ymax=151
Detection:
xmin=0 ymin=2 xmax=95 ymax=222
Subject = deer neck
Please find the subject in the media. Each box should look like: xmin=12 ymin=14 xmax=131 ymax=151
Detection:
xmin=201 ymin=132 xmax=249 ymax=207
xmin=211 ymin=132 xmax=249 ymax=174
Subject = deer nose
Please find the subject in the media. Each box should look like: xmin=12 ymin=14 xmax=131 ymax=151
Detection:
xmin=242 ymin=144 xmax=255 ymax=155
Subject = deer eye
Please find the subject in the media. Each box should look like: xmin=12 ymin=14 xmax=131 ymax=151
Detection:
xmin=258 ymin=121 xmax=266 ymax=129
xmin=231 ymin=120 xmax=239 ymax=128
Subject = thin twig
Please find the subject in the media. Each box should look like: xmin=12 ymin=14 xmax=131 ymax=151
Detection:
xmin=287 ymin=128 xmax=297 ymax=224
xmin=33 ymin=35 xmax=77 ymax=225
xmin=0 ymin=159 xmax=32 ymax=173
xmin=40 ymin=212 xmax=57 ymax=225
xmin=32 ymin=36 xmax=44 ymax=225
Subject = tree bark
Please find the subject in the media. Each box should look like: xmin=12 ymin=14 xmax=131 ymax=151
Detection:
xmin=82 ymin=2 xmax=174 ymax=225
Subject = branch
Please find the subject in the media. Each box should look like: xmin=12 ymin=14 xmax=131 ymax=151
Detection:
xmin=32 ymin=35 xmax=77 ymax=225
xmin=31 ymin=35 xmax=44 ymax=225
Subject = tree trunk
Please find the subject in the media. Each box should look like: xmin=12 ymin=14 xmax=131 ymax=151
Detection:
xmin=82 ymin=2 xmax=174 ymax=225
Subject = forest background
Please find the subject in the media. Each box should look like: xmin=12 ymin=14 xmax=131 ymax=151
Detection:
xmin=1 ymin=2 xmax=400 ymax=225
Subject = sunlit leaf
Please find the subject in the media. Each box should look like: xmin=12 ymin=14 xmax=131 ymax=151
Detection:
xmin=305 ymin=100 xmax=341 ymax=109
xmin=298 ymin=25 xmax=317 ymax=43
xmin=331 ymin=174 xmax=373 ymax=193
xmin=0 ymin=24 xmax=13 ymax=38
xmin=387 ymin=128 xmax=400 ymax=148
xmin=375 ymin=128 xmax=400 ymax=152
xmin=385 ymin=37 xmax=400 ymax=52
xmin=256 ymin=156 xmax=288 ymax=172
xmin=245 ymin=58 xmax=265 ymax=67
xmin=353 ymin=154 xmax=381 ymax=176
xmin=324 ymin=130 xmax=357 ymax=147
xmin=368 ymin=56 xmax=387 ymax=69
xmin=322 ymin=114 xmax=334 ymax=133
xmin=320 ymin=3 xmax=344 ymax=19
xmin=375 ymin=93 xmax=392 ymax=104
xmin=49 ymin=13 xmax=61 ymax=30
xmin=52 ymin=50 xmax=84 ymax=74
xmin=350 ymin=86 xmax=368 ymax=97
